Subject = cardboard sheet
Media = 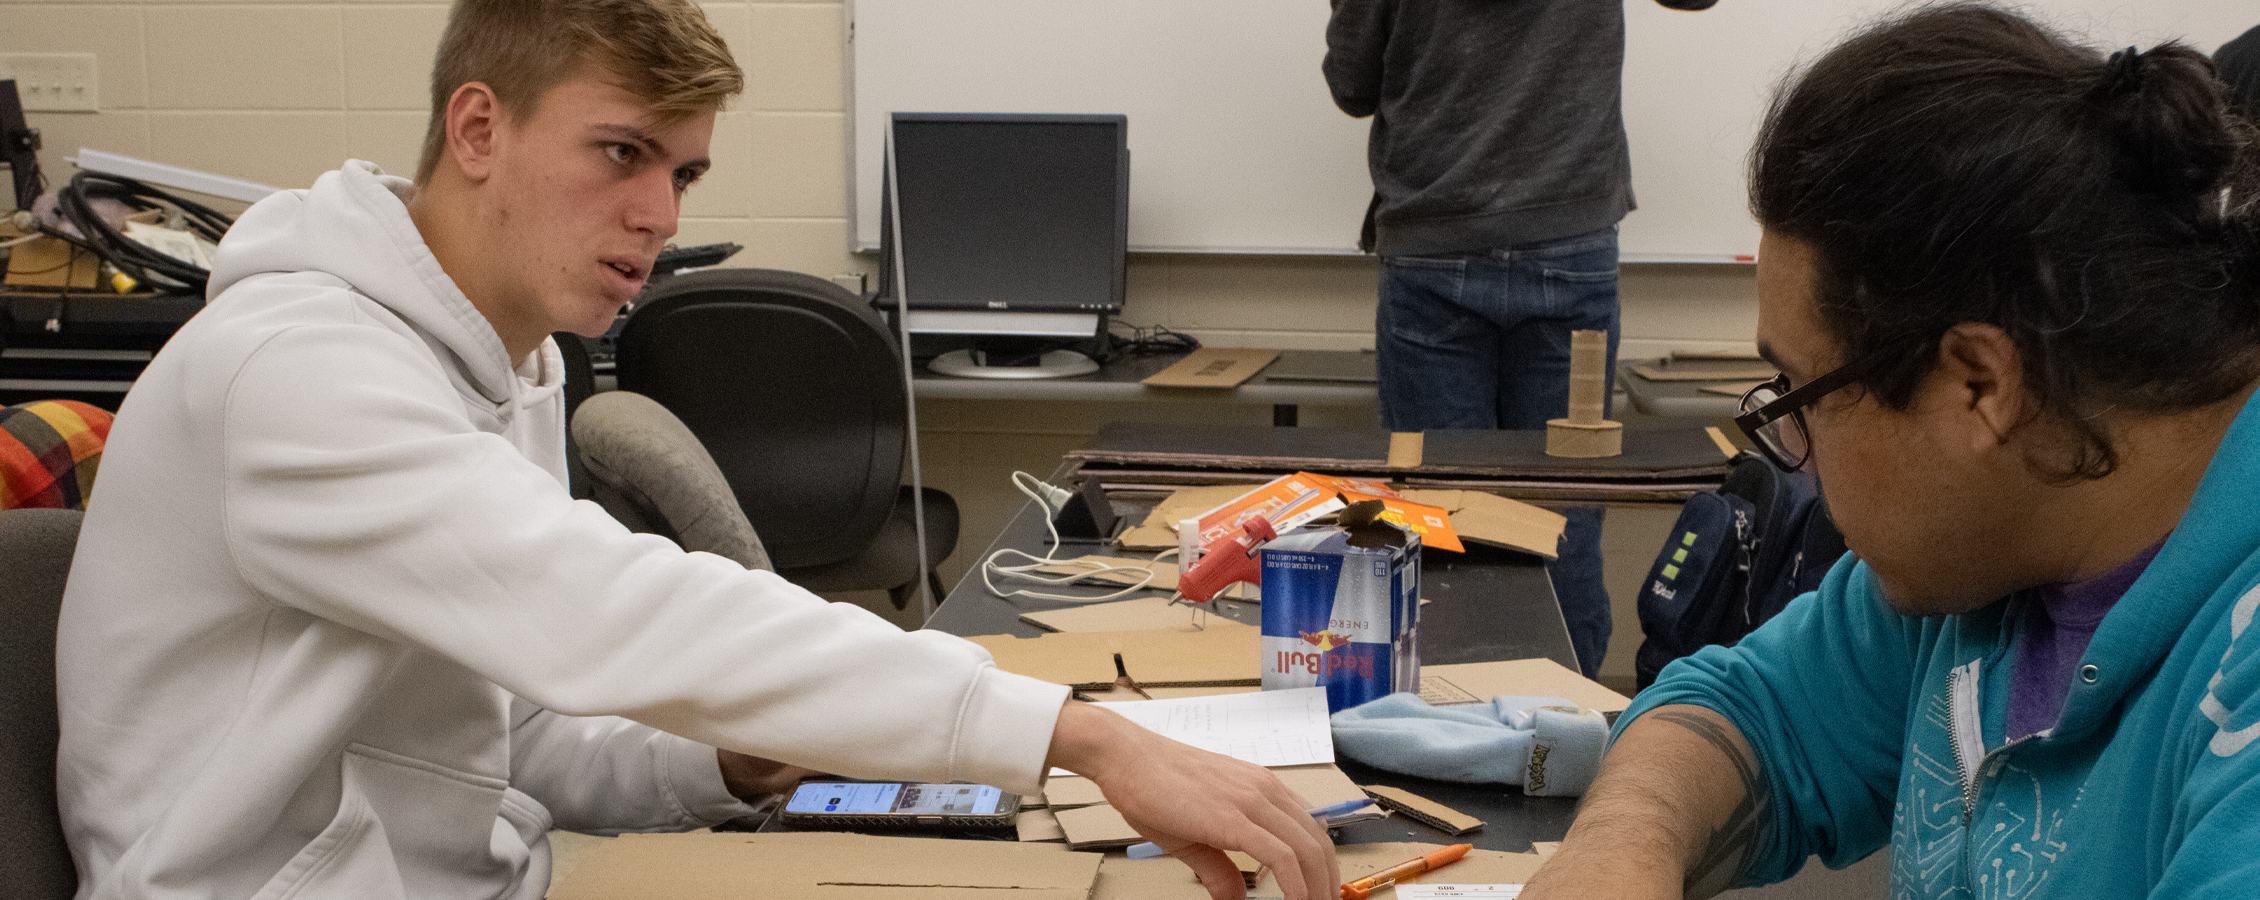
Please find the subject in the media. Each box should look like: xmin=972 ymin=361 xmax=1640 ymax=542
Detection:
xmin=1117 ymin=484 xmax=1253 ymax=551
xmin=1046 ymin=762 xmax=1370 ymax=812
xmin=546 ymin=831 xmax=1101 ymax=900
xmin=1416 ymin=659 xmax=1631 ymax=713
xmin=1251 ymin=844 xmax=1546 ymax=900
xmin=1093 ymin=854 xmax=1215 ymax=900
xmin=966 ymin=622 xmax=1261 ymax=689
xmin=1142 ymin=347 xmax=1281 ymax=388
xmin=1397 ymin=490 xmax=1566 ymax=560
xmin=1016 ymin=808 xmax=1066 ymax=842
xmin=1019 ymin=596 xmax=1200 ymax=633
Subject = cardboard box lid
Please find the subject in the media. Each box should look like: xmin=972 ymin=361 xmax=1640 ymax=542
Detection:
xmin=547 ymin=832 xmax=1101 ymax=900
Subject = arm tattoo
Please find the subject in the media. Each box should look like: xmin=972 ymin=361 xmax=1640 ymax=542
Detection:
xmin=1647 ymin=709 xmax=1773 ymax=899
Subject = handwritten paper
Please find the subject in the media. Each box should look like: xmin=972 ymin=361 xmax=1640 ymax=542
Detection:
xmin=1092 ymin=687 xmax=1334 ymax=767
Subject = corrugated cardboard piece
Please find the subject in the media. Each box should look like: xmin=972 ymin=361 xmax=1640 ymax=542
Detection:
xmin=1019 ymin=596 xmax=1199 ymax=633
xmin=1142 ymin=347 xmax=1280 ymax=388
xmin=546 ymin=831 xmax=1101 ymax=900
xmin=1361 ymin=784 xmax=1485 ymax=835
xmin=1416 ymin=658 xmax=1631 ymax=713
xmin=1249 ymin=843 xmax=1546 ymax=900
xmin=1052 ymin=763 xmax=1379 ymax=850
xmin=967 ymin=621 xmax=1261 ymax=689
xmin=1398 ymin=489 xmax=1566 ymax=559
xmin=1118 ymin=484 xmax=1252 ymax=551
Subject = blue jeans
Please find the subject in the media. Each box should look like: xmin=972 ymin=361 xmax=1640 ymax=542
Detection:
xmin=1375 ymin=226 xmax=1621 ymax=679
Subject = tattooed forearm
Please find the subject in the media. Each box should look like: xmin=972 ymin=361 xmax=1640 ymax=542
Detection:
xmin=1647 ymin=709 xmax=1773 ymax=899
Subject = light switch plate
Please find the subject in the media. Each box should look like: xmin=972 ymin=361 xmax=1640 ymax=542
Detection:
xmin=1 ymin=54 xmax=99 ymax=112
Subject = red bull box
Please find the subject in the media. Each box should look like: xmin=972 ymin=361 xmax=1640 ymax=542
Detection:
xmin=1259 ymin=505 xmax=1419 ymax=712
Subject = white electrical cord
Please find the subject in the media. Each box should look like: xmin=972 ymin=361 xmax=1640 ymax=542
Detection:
xmin=980 ymin=471 xmax=1175 ymax=603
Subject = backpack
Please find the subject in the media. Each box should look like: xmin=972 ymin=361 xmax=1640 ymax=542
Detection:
xmin=1634 ymin=452 xmax=1849 ymax=690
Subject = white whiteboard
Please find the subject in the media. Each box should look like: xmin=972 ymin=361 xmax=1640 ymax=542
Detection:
xmin=850 ymin=0 xmax=2251 ymax=262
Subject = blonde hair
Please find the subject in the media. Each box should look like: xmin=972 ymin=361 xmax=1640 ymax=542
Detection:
xmin=413 ymin=0 xmax=743 ymax=184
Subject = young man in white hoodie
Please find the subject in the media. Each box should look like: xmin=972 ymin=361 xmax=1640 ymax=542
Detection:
xmin=52 ymin=0 xmax=1337 ymax=898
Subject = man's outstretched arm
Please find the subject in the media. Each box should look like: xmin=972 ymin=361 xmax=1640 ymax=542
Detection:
xmin=1520 ymin=704 xmax=1774 ymax=900
xmin=1046 ymin=700 xmax=1338 ymax=900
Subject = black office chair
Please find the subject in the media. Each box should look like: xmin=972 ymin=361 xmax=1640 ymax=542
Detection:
xmin=0 ymin=508 xmax=83 ymax=900
xmin=617 ymin=268 xmax=956 ymax=611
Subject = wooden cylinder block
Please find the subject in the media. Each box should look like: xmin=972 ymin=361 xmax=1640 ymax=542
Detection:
xmin=1546 ymin=418 xmax=1624 ymax=458
xmin=1566 ymin=329 xmax=1609 ymax=425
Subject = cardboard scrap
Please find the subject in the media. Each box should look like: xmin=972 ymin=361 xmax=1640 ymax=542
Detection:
xmin=967 ymin=622 xmax=1261 ymax=690
xmin=1361 ymin=784 xmax=1486 ymax=836
xmin=1143 ymin=347 xmax=1281 ymax=388
xmin=546 ymin=831 xmax=1101 ymax=900
xmin=1416 ymin=659 xmax=1631 ymax=713
xmin=1117 ymin=484 xmax=1256 ymax=551
xmin=1048 ymin=763 xmax=1379 ymax=848
xmin=1053 ymin=803 xmax=1146 ymax=850
xmin=1020 ymin=596 xmax=1199 ymax=633
xmin=1531 ymin=841 xmax=1561 ymax=859
xmin=1017 ymin=808 xmax=1066 ymax=842
xmin=1045 ymin=762 xmax=1368 ymax=813
xmin=1397 ymin=489 xmax=1565 ymax=559
xmin=1093 ymin=854 xmax=1214 ymax=900
xmin=1250 ymin=844 xmax=1546 ymax=900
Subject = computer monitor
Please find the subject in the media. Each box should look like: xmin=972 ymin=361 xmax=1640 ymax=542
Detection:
xmin=879 ymin=112 xmax=1128 ymax=379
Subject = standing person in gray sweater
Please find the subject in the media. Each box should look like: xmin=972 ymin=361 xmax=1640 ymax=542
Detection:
xmin=1325 ymin=0 xmax=1712 ymax=679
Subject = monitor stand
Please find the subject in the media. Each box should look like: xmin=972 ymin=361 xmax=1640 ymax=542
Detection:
xmin=928 ymin=348 xmax=1099 ymax=379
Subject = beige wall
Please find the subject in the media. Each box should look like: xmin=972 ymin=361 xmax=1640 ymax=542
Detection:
xmin=6 ymin=0 xmax=1762 ymax=683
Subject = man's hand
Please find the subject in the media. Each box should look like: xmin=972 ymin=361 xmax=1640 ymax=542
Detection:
xmin=1518 ymin=705 xmax=1770 ymax=900
xmin=716 ymin=749 xmax=821 ymax=801
xmin=1046 ymin=701 xmax=1338 ymax=900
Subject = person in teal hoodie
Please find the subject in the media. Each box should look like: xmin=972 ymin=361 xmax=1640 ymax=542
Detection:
xmin=1521 ymin=4 xmax=2260 ymax=899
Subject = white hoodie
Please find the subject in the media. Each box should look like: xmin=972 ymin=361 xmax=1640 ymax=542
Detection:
xmin=54 ymin=161 xmax=1068 ymax=900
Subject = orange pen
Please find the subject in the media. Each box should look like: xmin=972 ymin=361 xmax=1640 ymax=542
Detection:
xmin=1340 ymin=842 xmax=1472 ymax=900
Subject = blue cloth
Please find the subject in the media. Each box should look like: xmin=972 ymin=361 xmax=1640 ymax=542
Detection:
xmin=1625 ymin=387 xmax=2260 ymax=897
xmin=1332 ymin=693 xmax=1609 ymax=796
xmin=1375 ymin=225 xmax=1620 ymax=677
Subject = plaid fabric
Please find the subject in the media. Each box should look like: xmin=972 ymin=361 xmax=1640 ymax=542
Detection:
xmin=0 ymin=399 xmax=114 ymax=510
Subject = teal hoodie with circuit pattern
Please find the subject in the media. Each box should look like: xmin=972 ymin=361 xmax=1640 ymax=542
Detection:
xmin=1626 ymin=388 xmax=2260 ymax=898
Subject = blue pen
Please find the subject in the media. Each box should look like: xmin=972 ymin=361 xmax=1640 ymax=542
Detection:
xmin=1125 ymin=798 xmax=1375 ymax=859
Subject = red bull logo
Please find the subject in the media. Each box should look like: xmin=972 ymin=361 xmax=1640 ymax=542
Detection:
xmin=1299 ymin=629 xmax=1348 ymax=652
xmin=1274 ymin=643 xmax=1374 ymax=679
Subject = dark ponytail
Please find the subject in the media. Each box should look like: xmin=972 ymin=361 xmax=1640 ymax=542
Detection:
xmin=2088 ymin=44 xmax=2246 ymax=203
xmin=1751 ymin=3 xmax=2260 ymax=481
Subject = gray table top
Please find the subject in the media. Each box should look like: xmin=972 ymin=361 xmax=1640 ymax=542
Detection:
xmin=926 ymin=489 xmax=1584 ymax=852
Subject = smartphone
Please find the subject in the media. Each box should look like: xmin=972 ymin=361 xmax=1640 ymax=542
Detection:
xmin=777 ymin=780 xmax=1021 ymax=830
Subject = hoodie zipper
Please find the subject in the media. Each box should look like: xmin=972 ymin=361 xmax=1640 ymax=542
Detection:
xmin=1948 ymin=659 xmax=1985 ymax=825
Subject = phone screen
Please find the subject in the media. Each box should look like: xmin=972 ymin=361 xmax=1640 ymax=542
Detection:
xmin=785 ymin=782 xmax=1007 ymax=816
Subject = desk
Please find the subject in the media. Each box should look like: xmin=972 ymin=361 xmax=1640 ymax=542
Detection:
xmin=926 ymin=487 xmax=1585 ymax=852
xmin=912 ymin=348 xmax=1378 ymax=426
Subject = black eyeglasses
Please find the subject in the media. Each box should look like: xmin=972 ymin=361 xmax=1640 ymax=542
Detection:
xmin=1734 ymin=355 xmax=1882 ymax=471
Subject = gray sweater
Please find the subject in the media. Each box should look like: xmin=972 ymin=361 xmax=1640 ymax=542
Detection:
xmin=1325 ymin=0 xmax=1634 ymax=256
